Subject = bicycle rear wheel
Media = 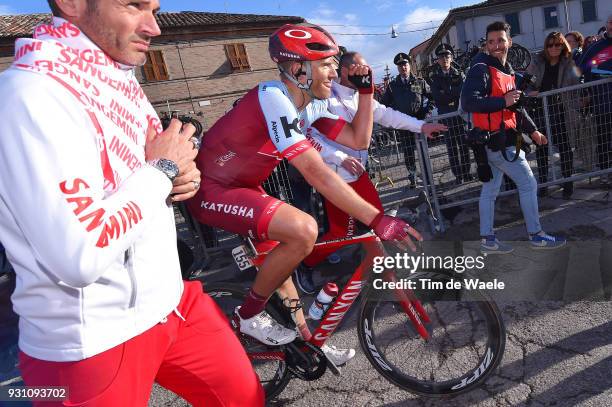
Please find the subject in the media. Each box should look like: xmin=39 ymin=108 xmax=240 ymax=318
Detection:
xmin=357 ymin=272 xmax=505 ymax=397
xmin=203 ymin=283 xmax=291 ymax=401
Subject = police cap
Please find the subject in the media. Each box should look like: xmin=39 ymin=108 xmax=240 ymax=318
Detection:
xmin=435 ymin=44 xmax=453 ymax=57
xmin=393 ymin=52 xmax=410 ymax=65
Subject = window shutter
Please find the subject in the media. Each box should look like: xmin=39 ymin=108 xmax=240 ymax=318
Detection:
xmin=143 ymin=50 xmax=168 ymax=82
xmin=225 ymin=44 xmax=240 ymax=70
xmin=143 ymin=52 xmax=156 ymax=81
xmin=225 ymin=43 xmax=251 ymax=72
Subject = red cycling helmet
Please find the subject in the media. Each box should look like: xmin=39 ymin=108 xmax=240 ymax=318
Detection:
xmin=269 ymin=23 xmax=339 ymax=63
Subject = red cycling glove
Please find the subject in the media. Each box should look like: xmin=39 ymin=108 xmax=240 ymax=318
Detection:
xmin=369 ymin=212 xmax=410 ymax=241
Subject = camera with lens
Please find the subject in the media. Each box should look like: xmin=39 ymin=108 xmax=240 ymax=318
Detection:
xmin=463 ymin=128 xmax=493 ymax=182
xmin=160 ymin=112 xmax=204 ymax=139
xmin=507 ymin=72 xmax=538 ymax=112
xmin=464 ymin=127 xmax=491 ymax=146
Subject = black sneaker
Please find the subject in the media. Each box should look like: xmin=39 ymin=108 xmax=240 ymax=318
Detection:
xmin=294 ymin=263 xmax=316 ymax=294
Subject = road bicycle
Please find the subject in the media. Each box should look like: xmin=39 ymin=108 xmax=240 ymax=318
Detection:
xmin=190 ymin=195 xmax=507 ymax=401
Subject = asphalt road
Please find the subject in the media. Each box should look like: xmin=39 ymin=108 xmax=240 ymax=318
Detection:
xmin=150 ymin=183 xmax=612 ymax=407
xmin=149 ymin=301 xmax=612 ymax=407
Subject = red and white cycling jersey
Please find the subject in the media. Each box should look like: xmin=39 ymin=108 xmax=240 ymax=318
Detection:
xmin=200 ymin=80 xmax=346 ymax=187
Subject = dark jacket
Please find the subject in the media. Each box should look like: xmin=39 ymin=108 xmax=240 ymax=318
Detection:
xmin=579 ymin=36 xmax=612 ymax=116
xmin=381 ymin=74 xmax=434 ymax=120
xmin=461 ymin=52 xmax=536 ymax=134
xmin=579 ymin=34 xmax=612 ymax=82
xmin=428 ymin=65 xmax=464 ymax=114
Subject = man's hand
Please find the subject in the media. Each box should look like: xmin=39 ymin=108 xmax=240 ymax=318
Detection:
xmin=145 ymin=119 xmax=197 ymax=164
xmin=504 ymin=90 xmax=521 ymax=107
xmin=340 ymin=156 xmax=365 ymax=177
xmin=530 ymin=130 xmax=548 ymax=145
xmin=348 ymin=64 xmax=374 ymax=94
xmin=170 ymin=160 xmax=202 ymax=202
xmin=369 ymin=213 xmax=423 ymax=252
xmin=145 ymin=119 xmax=201 ymax=198
xmin=421 ymin=122 xmax=448 ymax=139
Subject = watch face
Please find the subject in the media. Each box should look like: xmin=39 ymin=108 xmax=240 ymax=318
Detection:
xmin=158 ymin=159 xmax=179 ymax=180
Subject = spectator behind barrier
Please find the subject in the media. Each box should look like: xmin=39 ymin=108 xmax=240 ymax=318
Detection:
xmin=578 ymin=13 xmax=612 ymax=184
xmin=526 ymin=32 xmax=581 ymax=199
xmin=461 ymin=21 xmax=567 ymax=254
xmin=565 ymin=31 xmax=585 ymax=65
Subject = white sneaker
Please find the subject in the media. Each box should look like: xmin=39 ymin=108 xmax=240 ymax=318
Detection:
xmin=232 ymin=307 xmax=297 ymax=346
xmin=321 ymin=344 xmax=356 ymax=366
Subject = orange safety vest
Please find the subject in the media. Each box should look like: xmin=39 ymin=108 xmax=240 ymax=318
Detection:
xmin=472 ymin=65 xmax=517 ymax=131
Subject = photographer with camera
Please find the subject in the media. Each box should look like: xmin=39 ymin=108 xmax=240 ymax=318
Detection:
xmin=461 ymin=21 xmax=566 ymax=254
xmin=526 ymin=32 xmax=581 ymax=199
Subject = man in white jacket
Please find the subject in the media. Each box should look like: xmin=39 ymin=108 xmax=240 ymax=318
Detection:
xmin=0 ymin=0 xmax=263 ymax=405
xmin=294 ymin=51 xmax=447 ymax=293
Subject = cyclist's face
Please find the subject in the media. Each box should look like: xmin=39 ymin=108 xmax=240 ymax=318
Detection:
xmin=310 ymin=57 xmax=338 ymax=99
xmin=486 ymin=30 xmax=512 ymax=64
xmin=73 ymin=0 xmax=161 ymax=66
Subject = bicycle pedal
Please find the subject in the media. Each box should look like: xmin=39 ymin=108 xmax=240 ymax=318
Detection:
xmin=323 ymin=354 xmax=341 ymax=376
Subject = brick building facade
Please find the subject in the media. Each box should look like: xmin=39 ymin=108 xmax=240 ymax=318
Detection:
xmin=0 ymin=11 xmax=304 ymax=129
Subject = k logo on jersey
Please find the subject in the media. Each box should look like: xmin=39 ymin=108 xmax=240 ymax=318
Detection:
xmin=280 ymin=116 xmax=302 ymax=138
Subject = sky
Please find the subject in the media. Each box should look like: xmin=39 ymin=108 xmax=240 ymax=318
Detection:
xmin=0 ymin=0 xmax=483 ymax=80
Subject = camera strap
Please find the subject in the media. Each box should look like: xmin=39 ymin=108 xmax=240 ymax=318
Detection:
xmin=499 ymin=119 xmax=522 ymax=163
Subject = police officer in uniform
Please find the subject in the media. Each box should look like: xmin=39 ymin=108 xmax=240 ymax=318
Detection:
xmin=381 ymin=53 xmax=434 ymax=185
xmin=429 ymin=44 xmax=471 ymax=184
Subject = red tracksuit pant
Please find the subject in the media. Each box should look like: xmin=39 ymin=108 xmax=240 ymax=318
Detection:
xmin=18 ymin=281 xmax=264 ymax=407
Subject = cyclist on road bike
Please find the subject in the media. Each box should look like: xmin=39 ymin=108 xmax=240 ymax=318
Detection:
xmin=188 ymin=24 xmax=422 ymax=361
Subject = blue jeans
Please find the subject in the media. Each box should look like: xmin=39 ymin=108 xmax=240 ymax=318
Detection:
xmin=479 ymin=146 xmax=541 ymax=237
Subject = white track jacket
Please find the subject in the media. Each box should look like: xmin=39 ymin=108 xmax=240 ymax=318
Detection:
xmin=310 ymin=82 xmax=425 ymax=182
xmin=0 ymin=18 xmax=182 ymax=361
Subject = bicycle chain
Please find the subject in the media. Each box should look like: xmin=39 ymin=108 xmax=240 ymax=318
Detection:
xmin=285 ymin=341 xmax=327 ymax=381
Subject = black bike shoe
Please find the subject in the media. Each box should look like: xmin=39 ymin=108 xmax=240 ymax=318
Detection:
xmin=294 ymin=263 xmax=316 ymax=295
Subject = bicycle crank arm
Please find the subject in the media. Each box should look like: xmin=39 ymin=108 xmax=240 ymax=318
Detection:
xmin=285 ymin=341 xmax=328 ymax=381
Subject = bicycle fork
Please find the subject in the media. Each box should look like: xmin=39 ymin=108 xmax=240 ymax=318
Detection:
xmin=383 ymin=270 xmax=432 ymax=340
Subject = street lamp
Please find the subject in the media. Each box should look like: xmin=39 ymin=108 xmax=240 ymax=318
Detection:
xmin=391 ymin=25 xmax=398 ymax=38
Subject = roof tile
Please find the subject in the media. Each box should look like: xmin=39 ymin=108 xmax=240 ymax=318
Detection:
xmin=0 ymin=11 xmax=302 ymax=38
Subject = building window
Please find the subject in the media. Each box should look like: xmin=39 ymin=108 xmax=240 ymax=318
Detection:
xmin=143 ymin=50 xmax=169 ymax=82
xmin=543 ymin=6 xmax=559 ymax=29
xmin=504 ymin=12 xmax=521 ymax=36
xmin=581 ymin=0 xmax=597 ymax=22
xmin=225 ymin=44 xmax=251 ymax=72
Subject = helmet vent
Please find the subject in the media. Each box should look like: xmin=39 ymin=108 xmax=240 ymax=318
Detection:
xmin=306 ymin=42 xmax=332 ymax=51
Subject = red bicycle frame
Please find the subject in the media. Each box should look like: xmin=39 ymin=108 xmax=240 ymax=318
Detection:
xmin=244 ymin=232 xmax=431 ymax=363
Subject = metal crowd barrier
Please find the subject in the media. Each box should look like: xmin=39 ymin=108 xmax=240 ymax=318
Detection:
xmin=415 ymin=77 xmax=612 ymax=233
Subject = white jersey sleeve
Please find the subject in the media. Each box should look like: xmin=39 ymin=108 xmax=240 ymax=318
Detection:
xmin=372 ymin=99 xmax=424 ymax=132
xmin=257 ymin=82 xmax=311 ymax=160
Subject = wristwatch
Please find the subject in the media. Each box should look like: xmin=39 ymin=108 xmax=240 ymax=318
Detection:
xmin=148 ymin=158 xmax=179 ymax=182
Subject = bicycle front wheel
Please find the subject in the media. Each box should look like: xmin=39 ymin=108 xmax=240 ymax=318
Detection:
xmin=357 ymin=274 xmax=506 ymax=397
